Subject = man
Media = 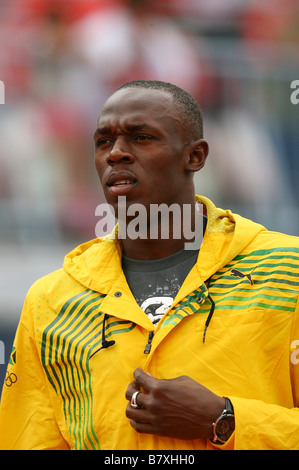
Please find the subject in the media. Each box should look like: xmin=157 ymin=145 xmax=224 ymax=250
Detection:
xmin=0 ymin=80 xmax=298 ymax=450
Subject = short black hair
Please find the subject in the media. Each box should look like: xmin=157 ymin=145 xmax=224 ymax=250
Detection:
xmin=115 ymin=80 xmax=204 ymax=141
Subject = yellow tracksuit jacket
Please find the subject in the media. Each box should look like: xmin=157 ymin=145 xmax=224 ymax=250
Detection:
xmin=0 ymin=196 xmax=299 ymax=450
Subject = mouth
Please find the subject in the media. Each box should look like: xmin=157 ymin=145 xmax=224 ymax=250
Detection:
xmin=106 ymin=171 xmax=137 ymax=196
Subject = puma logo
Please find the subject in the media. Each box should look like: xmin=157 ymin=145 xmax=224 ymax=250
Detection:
xmin=231 ymin=268 xmax=254 ymax=285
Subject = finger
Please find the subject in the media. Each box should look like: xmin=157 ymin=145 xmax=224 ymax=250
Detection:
xmin=130 ymin=390 xmax=143 ymax=409
xmin=126 ymin=403 xmax=152 ymax=423
xmin=125 ymin=399 xmax=146 ymax=419
xmin=134 ymin=367 xmax=157 ymax=391
xmin=130 ymin=419 xmax=158 ymax=435
xmin=125 ymin=380 xmax=140 ymax=401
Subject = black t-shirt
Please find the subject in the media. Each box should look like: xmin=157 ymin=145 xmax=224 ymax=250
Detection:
xmin=122 ymin=247 xmax=199 ymax=326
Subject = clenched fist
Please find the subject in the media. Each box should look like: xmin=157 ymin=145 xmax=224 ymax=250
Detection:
xmin=125 ymin=367 xmax=225 ymax=440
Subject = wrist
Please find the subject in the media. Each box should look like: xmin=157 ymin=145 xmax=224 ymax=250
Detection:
xmin=206 ymin=396 xmax=226 ymax=440
xmin=211 ymin=397 xmax=235 ymax=445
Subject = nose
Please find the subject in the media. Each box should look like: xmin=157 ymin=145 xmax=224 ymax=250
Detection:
xmin=107 ymin=138 xmax=134 ymax=166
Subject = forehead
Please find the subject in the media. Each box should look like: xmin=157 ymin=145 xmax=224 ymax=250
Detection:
xmin=96 ymin=87 xmax=181 ymax=129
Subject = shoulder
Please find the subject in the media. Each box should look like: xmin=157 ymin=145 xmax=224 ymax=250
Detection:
xmin=238 ymin=230 xmax=299 ymax=294
xmin=245 ymin=229 xmax=299 ymax=255
xmin=25 ymin=267 xmax=69 ymax=307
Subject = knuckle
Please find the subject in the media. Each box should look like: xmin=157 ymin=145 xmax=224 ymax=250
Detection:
xmin=125 ymin=402 xmax=135 ymax=418
xmin=131 ymin=420 xmax=143 ymax=433
xmin=177 ymin=375 xmax=189 ymax=381
xmin=147 ymin=395 xmax=159 ymax=413
xmin=133 ymin=419 xmax=141 ymax=429
xmin=150 ymin=380 xmax=160 ymax=394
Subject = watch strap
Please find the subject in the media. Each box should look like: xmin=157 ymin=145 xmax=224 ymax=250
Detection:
xmin=212 ymin=398 xmax=235 ymax=444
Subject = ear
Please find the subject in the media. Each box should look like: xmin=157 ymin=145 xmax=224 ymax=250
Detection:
xmin=184 ymin=139 xmax=209 ymax=173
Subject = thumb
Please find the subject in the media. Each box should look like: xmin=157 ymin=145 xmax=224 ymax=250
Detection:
xmin=133 ymin=367 xmax=157 ymax=389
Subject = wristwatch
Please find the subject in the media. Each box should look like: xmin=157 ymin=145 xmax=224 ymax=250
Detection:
xmin=212 ymin=398 xmax=235 ymax=444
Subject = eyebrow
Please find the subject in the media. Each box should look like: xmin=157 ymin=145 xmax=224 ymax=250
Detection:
xmin=93 ymin=123 xmax=155 ymax=138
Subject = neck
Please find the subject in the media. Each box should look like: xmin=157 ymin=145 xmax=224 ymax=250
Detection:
xmin=119 ymin=198 xmax=205 ymax=260
xmin=121 ymin=237 xmax=187 ymax=260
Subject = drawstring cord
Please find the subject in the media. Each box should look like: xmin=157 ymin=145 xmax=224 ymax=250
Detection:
xmin=89 ymin=277 xmax=215 ymax=358
xmin=202 ymin=277 xmax=215 ymax=343
xmin=202 ymin=293 xmax=215 ymax=343
xmin=89 ymin=314 xmax=115 ymax=359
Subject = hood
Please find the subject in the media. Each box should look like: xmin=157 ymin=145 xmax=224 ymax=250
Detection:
xmin=63 ymin=196 xmax=266 ymax=294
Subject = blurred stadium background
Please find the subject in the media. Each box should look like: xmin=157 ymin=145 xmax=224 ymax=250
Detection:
xmin=0 ymin=0 xmax=299 ymax=392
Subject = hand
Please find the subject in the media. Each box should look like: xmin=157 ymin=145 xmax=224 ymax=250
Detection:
xmin=125 ymin=367 xmax=225 ymax=440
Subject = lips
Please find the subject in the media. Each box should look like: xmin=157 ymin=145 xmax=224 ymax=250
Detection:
xmin=106 ymin=171 xmax=137 ymax=196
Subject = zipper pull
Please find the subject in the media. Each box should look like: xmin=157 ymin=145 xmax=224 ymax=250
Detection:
xmin=144 ymin=331 xmax=154 ymax=354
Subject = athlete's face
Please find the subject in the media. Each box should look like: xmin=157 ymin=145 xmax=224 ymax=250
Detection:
xmin=94 ymin=87 xmax=199 ymax=215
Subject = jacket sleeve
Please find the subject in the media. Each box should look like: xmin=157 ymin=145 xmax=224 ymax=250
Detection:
xmin=227 ymin=298 xmax=299 ymax=450
xmin=228 ymin=398 xmax=299 ymax=450
xmin=0 ymin=292 xmax=70 ymax=450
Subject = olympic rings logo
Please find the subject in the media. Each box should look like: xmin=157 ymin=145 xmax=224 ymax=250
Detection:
xmin=5 ymin=371 xmax=17 ymax=387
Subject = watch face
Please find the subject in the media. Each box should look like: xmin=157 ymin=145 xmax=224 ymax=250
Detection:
xmin=216 ymin=415 xmax=235 ymax=441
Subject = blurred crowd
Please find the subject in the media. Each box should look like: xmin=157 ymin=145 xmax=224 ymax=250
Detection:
xmin=0 ymin=0 xmax=299 ymax=244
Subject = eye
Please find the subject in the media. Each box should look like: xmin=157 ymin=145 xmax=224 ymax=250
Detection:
xmin=134 ymin=134 xmax=153 ymax=142
xmin=95 ymin=137 xmax=113 ymax=148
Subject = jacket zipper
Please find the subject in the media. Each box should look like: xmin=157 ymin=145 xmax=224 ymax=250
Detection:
xmin=144 ymin=331 xmax=154 ymax=354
